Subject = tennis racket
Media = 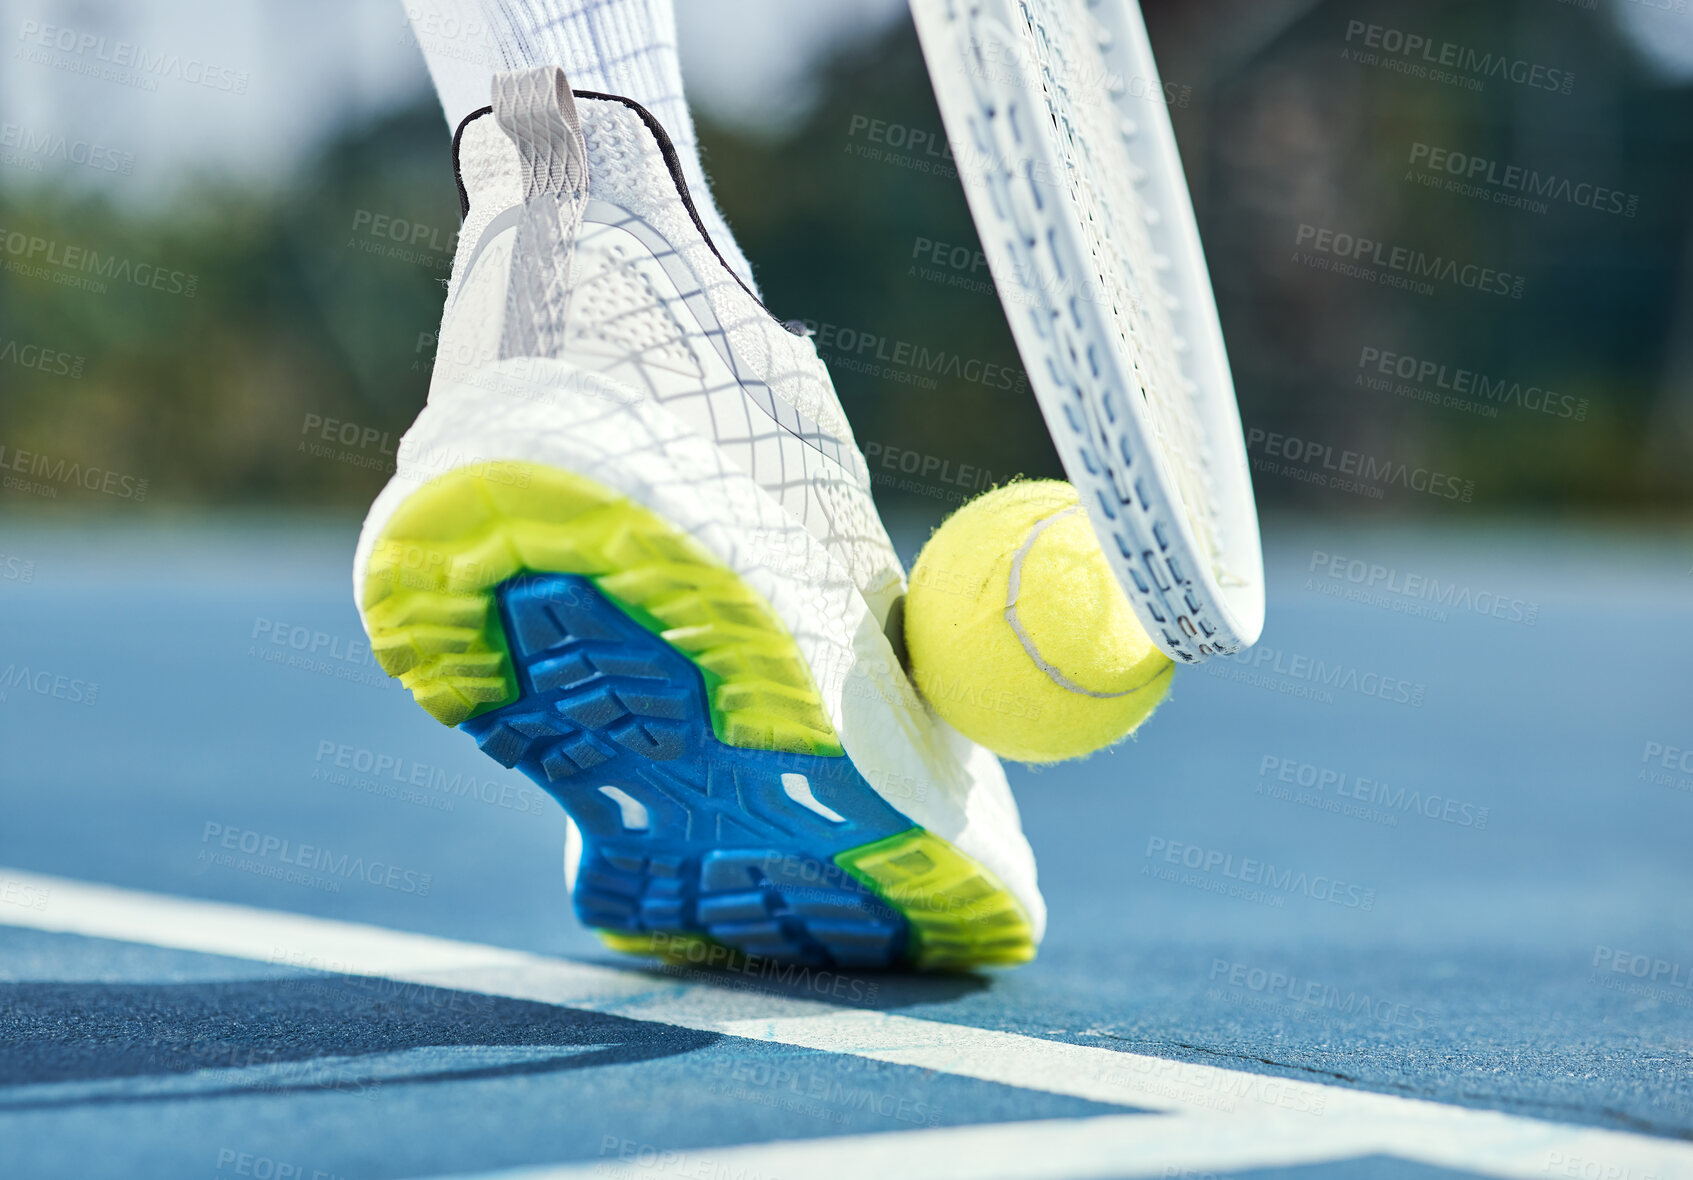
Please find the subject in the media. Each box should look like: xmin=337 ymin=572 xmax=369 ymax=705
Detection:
xmin=910 ymin=0 xmax=1264 ymax=663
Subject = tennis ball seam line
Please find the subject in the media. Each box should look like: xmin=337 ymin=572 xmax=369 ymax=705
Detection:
xmin=1004 ymin=504 xmax=1164 ymax=699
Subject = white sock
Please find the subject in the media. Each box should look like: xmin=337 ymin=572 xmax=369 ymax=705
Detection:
xmin=404 ymin=0 xmax=758 ymax=293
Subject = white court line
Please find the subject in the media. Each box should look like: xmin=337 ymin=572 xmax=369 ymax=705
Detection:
xmin=439 ymin=1113 xmax=1687 ymax=1180
xmin=2 ymin=868 xmax=1690 ymax=1180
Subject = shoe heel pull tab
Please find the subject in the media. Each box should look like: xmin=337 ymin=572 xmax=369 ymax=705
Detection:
xmin=491 ymin=66 xmax=590 ymax=360
xmin=492 ymin=66 xmax=588 ymax=201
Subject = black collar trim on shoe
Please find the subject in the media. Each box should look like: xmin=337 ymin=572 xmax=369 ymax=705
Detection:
xmin=449 ymin=92 xmax=772 ymax=320
xmin=570 ymin=89 xmax=763 ymax=310
xmin=451 ymin=104 xmax=493 ymax=221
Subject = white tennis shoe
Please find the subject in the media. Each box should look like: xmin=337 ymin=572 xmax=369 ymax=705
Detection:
xmin=352 ymin=67 xmax=1044 ymax=969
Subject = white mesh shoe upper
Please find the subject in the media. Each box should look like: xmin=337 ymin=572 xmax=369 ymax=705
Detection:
xmin=375 ymin=67 xmax=1045 ymax=940
xmin=437 ymin=83 xmax=906 ymax=629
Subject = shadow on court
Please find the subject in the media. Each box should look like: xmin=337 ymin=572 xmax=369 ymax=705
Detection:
xmin=0 ymin=976 xmax=719 ymax=1107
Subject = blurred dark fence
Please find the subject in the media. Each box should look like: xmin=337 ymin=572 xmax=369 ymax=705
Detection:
xmin=1 ymin=0 xmax=1688 ymax=519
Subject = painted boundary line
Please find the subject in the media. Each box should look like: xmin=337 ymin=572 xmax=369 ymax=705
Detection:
xmin=1 ymin=869 xmax=1690 ymax=1180
xmin=436 ymin=1112 xmax=1685 ymax=1180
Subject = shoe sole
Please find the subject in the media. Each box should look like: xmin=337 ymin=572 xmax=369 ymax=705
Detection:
xmin=359 ymin=461 xmax=1035 ymax=970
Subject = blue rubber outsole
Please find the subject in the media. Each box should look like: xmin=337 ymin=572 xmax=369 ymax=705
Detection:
xmin=460 ymin=574 xmax=917 ymax=968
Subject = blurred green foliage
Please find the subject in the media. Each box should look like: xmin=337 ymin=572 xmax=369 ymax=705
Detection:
xmin=0 ymin=104 xmax=455 ymax=510
xmin=0 ymin=1 xmax=1689 ymax=518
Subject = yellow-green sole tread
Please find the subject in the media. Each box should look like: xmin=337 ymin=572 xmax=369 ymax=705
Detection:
xmin=360 ymin=462 xmax=840 ymax=754
xmin=362 ymin=461 xmax=1037 ymax=970
xmin=839 ymin=830 xmax=1036 ymax=969
xmin=596 ymin=929 xmax=738 ymax=967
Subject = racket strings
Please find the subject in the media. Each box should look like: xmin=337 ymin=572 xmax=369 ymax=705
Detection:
xmin=1016 ymin=0 xmax=1225 ymax=581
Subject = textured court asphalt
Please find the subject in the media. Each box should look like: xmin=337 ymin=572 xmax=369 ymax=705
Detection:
xmin=0 ymin=515 xmax=1689 ymax=1178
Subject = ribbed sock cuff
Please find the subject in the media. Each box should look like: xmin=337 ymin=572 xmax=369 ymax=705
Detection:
xmin=481 ymin=0 xmax=759 ymax=293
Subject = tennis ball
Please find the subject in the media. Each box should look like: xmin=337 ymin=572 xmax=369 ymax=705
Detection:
xmin=903 ymin=480 xmax=1173 ymax=763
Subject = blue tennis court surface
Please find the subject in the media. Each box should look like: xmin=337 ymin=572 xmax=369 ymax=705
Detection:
xmin=1 ymin=517 xmax=1690 ymax=1179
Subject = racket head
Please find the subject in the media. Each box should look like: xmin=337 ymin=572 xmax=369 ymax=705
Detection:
xmin=911 ymin=0 xmax=1264 ymax=663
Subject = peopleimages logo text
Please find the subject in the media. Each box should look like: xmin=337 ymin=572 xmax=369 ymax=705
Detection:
xmin=200 ymin=823 xmax=432 ymax=895
xmin=1295 ymin=225 xmax=1522 ymax=298
xmin=0 ymin=122 xmax=134 ymax=174
xmin=1210 ymin=959 xmax=1429 ymax=1029
xmin=1217 ymin=643 xmax=1426 ymax=707
xmin=1407 ymin=144 xmax=1636 ymax=218
xmin=1343 ymin=21 xmax=1574 ymax=94
xmin=1246 ymin=428 xmax=1474 ymax=503
xmin=1258 ymin=755 xmax=1488 ymax=829
xmin=17 ymin=21 xmax=250 ymax=93
xmin=1356 ymin=347 xmax=1588 ymax=421
xmin=0 ymin=664 xmax=98 ymax=706
xmin=799 ymin=319 xmax=1026 ymax=392
xmin=0 ymin=227 xmax=198 ymax=297
xmin=0 ymin=444 xmax=148 ymax=500
xmin=1145 ymin=837 xmax=1377 ymax=910
xmin=0 ymin=335 xmax=85 ymax=379
xmin=1309 ymin=549 xmax=1538 ymax=627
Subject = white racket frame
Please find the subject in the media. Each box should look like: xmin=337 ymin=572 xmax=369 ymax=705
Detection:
xmin=911 ymin=0 xmax=1264 ymax=662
